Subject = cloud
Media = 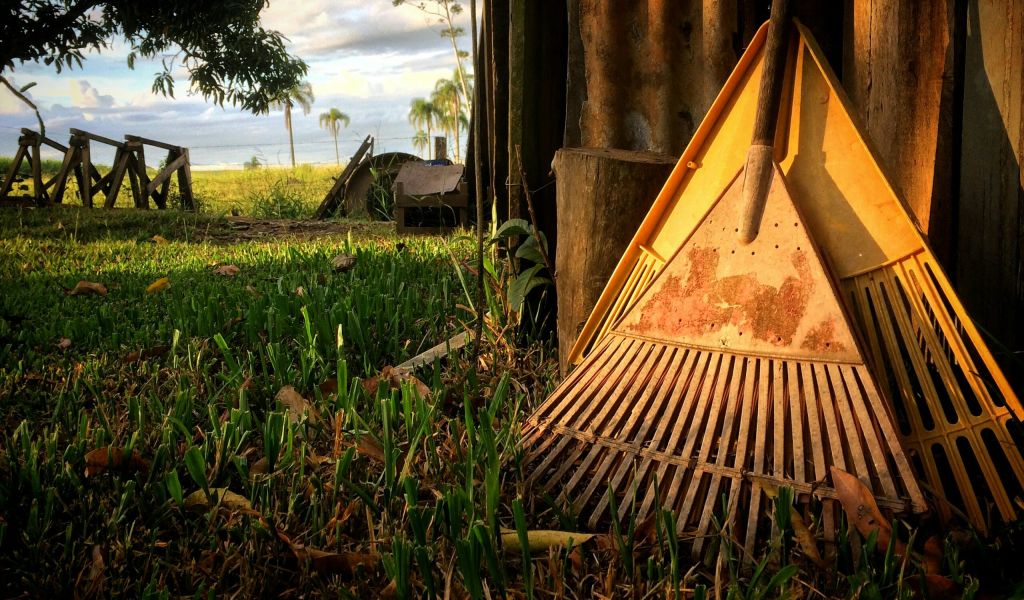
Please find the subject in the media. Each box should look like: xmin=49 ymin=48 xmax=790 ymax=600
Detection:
xmin=71 ymin=80 xmax=116 ymax=108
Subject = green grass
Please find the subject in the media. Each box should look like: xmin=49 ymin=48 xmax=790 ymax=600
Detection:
xmin=2 ymin=158 xmax=342 ymax=218
xmin=0 ymin=206 xmax=1020 ymax=598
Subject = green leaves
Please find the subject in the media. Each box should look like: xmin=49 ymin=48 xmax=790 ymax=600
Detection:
xmin=507 ymin=264 xmax=550 ymax=313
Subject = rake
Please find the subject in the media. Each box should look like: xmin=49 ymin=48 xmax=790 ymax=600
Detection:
xmin=524 ymin=0 xmax=1023 ymax=555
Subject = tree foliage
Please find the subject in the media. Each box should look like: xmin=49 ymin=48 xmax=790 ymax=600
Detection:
xmin=0 ymin=0 xmax=307 ymax=114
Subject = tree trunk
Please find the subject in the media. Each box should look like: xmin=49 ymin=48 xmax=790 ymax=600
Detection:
xmin=553 ymin=147 xmax=676 ymax=373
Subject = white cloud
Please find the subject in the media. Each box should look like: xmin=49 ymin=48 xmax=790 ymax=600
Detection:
xmin=71 ymin=80 xmax=116 ymax=108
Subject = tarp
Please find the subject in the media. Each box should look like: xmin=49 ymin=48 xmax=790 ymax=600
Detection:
xmin=393 ymin=163 xmax=464 ymax=196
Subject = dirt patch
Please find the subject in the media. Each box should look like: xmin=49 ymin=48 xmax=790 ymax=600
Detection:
xmin=193 ymin=217 xmax=393 ymax=243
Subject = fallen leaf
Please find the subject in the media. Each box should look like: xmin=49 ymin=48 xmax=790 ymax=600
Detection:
xmin=923 ymin=535 xmax=943 ymax=575
xmin=213 ymin=264 xmax=240 ymax=277
xmin=294 ymin=286 xmax=305 ymax=297
xmin=354 ymin=433 xmax=386 ymax=464
xmin=89 ymin=545 xmax=105 ymax=582
xmin=146 ymin=277 xmax=170 ymax=294
xmin=122 ymin=345 xmax=169 ymax=364
xmin=249 ymin=457 xmax=270 ymax=476
xmin=922 ymin=574 xmax=959 ymax=600
xmin=791 ymin=509 xmax=826 ymax=568
xmin=276 ymin=385 xmax=320 ymax=424
xmin=362 ymin=366 xmax=430 ymax=398
xmin=831 ymin=466 xmax=902 ymax=554
xmin=331 ymin=254 xmax=357 ymax=273
xmin=319 ymin=378 xmax=338 ymax=397
xmin=67 ymin=280 xmax=107 ymax=296
xmin=151 ymin=235 xmax=168 ymax=244
xmin=57 ymin=337 xmax=72 ymax=350
xmin=499 ymin=529 xmax=596 ymax=553
xmin=84 ymin=447 xmax=149 ymax=477
xmin=293 ymin=546 xmax=379 ymax=576
xmin=183 ymin=487 xmax=253 ymax=511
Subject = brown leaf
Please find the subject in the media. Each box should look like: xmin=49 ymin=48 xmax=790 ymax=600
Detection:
xmin=67 ymin=280 xmax=107 ymax=296
xmin=831 ymin=466 xmax=902 ymax=554
xmin=151 ymin=235 xmax=168 ymax=244
xmin=923 ymin=535 xmax=943 ymax=575
xmin=331 ymin=254 xmax=357 ymax=273
xmin=249 ymin=457 xmax=269 ymax=476
xmin=276 ymin=385 xmax=320 ymax=424
xmin=293 ymin=546 xmax=379 ymax=575
xmin=355 ymin=433 xmax=386 ymax=464
xmin=84 ymin=447 xmax=149 ymax=477
xmin=922 ymin=575 xmax=959 ymax=600
xmin=791 ymin=509 xmax=827 ymax=568
xmin=363 ymin=366 xmax=430 ymax=398
xmin=122 ymin=345 xmax=169 ymax=364
xmin=319 ymin=378 xmax=338 ymax=397
xmin=145 ymin=277 xmax=171 ymax=294
xmin=294 ymin=286 xmax=305 ymax=297
xmin=57 ymin=337 xmax=72 ymax=350
xmin=213 ymin=264 xmax=240 ymax=277
xmin=89 ymin=545 xmax=105 ymax=582
xmin=183 ymin=488 xmax=252 ymax=511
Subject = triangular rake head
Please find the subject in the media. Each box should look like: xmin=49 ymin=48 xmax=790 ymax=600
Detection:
xmin=559 ymin=20 xmax=1024 ymax=533
xmin=523 ymin=164 xmax=925 ymax=558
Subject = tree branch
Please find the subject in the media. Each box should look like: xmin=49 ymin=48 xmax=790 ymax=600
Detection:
xmin=0 ymin=75 xmax=45 ymax=136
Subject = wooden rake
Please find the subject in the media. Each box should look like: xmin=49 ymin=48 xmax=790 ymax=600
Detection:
xmin=523 ymin=0 xmax=928 ymax=557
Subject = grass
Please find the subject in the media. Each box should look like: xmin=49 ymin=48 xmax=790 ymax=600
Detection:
xmin=1 ymin=158 xmax=342 ymax=219
xmin=0 ymin=206 xmax=1022 ymax=598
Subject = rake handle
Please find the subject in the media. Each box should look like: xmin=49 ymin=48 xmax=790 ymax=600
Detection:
xmin=739 ymin=0 xmax=792 ymax=244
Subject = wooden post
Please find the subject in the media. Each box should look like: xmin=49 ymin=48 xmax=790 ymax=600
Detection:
xmin=177 ymin=148 xmax=195 ymax=210
xmin=552 ymin=148 xmax=677 ymax=373
xmin=79 ymin=138 xmax=92 ymax=207
xmin=842 ymin=0 xmax=956 ymax=262
xmin=434 ymin=136 xmax=447 ymax=162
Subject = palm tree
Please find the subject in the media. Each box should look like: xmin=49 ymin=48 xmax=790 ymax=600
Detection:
xmin=431 ymin=76 xmax=467 ymax=162
xmin=408 ymin=98 xmax=438 ymax=159
xmin=319 ymin=108 xmax=351 ymax=165
xmin=412 ymin=130 xmax=429 ymax=158
xmin=270 ymin=81 xmax=315 ymax=168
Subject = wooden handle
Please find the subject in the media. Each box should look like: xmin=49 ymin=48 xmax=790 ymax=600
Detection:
xmin=739 ymin=0 xmax=792 ymax=244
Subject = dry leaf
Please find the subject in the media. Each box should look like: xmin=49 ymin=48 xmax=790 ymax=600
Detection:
xmin=276 ymin=385 xmax=320 ymax=424
xmin=332 ymin=254 xmax=357 ymax=273
xmin=499 ymin=529 xmax=596 ymax=553
xmin=146 ymin=277 xmax=171 ymax=294
xmin=249 ymin=457 xmax=270 ymax=476
xmin=57 ymin=337 xmax=72 ymax=350
xmin=122 ymin=345 xmax=169 ymax=364
xmin=923 ymin=535 xmax=943 ymax=575
xmin=293 ymin=546 xmax=379 ymax=576
xmin=319 ymin=378 xmax=338 ymax=397
xmin=791 ymin=510 xmax=826 ymax=568
xmin=213 ymin=264 xmax=240 ymax=277
xmin=183 ymin=488 xmax=252 ymax=511
xmin=362 ymin=366 xmax=430 ymax=398
xmin=355 ymin=433 xmax=386 ymax=464
xmin=68 ymin=280 xmax=107 ymax=296
xmin=89 ymin=545 xmax=105 ymax=582
xmin=831 ymin=466 xmax=903 ymax=554
xmin=151 ymin=235 xmax=168 ymax=244
xmin=84 ymin=447 xmax=149 ymax=477
xmin=294 ymin=286 xmax=305 ymax=297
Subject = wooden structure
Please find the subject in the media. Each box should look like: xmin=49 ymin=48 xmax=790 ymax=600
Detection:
xmin=552 ymin=148 xmax=676 ymax=373
xmin=0 ymin=128 xmax=194 ymax=210
xmin=393 ymin=163 xmax=468 ymax=234
xmin=314 ymin=135 xmax=373 ymax=219
xmin=0 ymin=128 xmax=74 ymax=205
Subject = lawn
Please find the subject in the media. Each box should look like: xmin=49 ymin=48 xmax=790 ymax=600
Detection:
xmin=1 ymin=160 xmax=342 ymax=219
xmin=0 ymin=204 xmax=1020 ymax=599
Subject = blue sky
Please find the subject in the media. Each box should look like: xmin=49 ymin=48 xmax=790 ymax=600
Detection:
xmin=0 ymin=1 xmax=471 ymax=169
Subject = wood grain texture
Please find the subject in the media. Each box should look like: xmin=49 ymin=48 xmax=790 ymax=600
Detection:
xmin=553 ymin=147 xmax=676 ymax=373
xmin=956 ymin=0 xmax=1024 ymax=382
xmin=842 ymin=0 xmax=956 ymax=260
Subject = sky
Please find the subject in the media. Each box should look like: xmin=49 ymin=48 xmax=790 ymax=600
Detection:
xmin=0 ymin=1 xmax=471 ymax=170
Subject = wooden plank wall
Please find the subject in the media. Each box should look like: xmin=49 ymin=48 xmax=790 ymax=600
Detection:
xmin=956 ymin=0 xmax=1024 ymax=370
